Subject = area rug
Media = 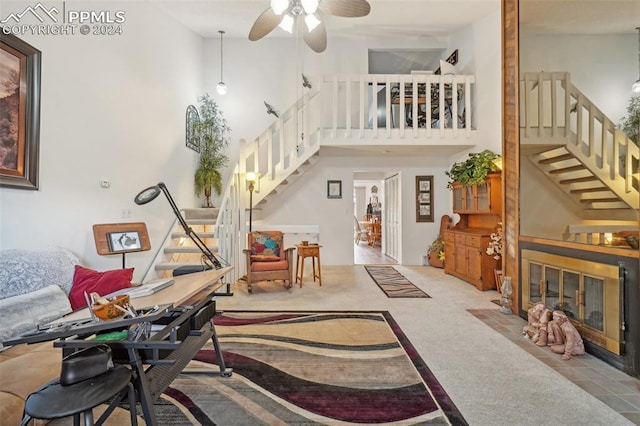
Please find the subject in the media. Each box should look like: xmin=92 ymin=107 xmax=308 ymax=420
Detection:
xmin=156 ymin=311 xmax=466 ymax=425
xmin=364 ymin=265 xmax=430 ymax=298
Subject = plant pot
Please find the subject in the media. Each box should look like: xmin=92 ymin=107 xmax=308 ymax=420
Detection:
xmin=427 ymin=251 xmax=444 ymax=268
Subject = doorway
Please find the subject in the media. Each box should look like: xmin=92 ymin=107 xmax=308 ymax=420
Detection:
xmin=353 ymin=172 xmax=399 ymax=265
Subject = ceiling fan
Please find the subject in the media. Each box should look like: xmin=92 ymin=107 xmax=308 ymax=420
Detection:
xmin=248 ymin=0 xmax=371 ymax=53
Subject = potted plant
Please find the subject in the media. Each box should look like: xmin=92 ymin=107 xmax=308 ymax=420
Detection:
xmin=427 ymin=236 xmax=445 ymax=268
xmin=445 ymin=149 xmax=502 ymax=189
xmin=193 ymin=93 xmax=231 ymax=207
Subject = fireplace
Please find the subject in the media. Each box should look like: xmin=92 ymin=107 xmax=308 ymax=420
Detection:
xmin=519 ymin=241 xmax=639 ymax=376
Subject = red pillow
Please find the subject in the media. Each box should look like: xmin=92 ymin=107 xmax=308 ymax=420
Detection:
xmin=69 ymin=265 xmax=133 ymax=310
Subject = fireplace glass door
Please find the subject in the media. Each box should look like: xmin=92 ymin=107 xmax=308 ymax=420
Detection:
xmin=522 ymin=250 xmax=621 ymax=355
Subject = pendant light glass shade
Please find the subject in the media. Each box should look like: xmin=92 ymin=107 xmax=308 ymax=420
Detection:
xmin=279 ymin=14 xmax=295 ymax=33
xmin=216 ymin=82 xmax=228 ymax=95
xmin=305 ymin=14 xmax=320 ymax=32
xmin=301 ymin=0 xmax=319 ymax=14
xmin=216 ymin=30 xmax=227 ymax=95
xmin=271 ymin=0 xmax=289 ymax=15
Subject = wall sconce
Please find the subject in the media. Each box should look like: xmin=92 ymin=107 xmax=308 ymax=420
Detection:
xmin=246 ymin=172 xmax=257 ymax=231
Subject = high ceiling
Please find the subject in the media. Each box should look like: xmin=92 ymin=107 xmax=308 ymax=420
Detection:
xmin=154 ymin=0 xmax=639 ymax=41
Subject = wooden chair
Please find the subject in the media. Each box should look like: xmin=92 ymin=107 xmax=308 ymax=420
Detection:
xmin=243 ymin=230 xmax=294 ymax=293
xmin=368 ymin=222 xmax=382 ymax=246
xmin=354 ymin=216 xmax=370 ymax=245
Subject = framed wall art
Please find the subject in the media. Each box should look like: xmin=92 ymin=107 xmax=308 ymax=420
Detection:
xmin=107 ymin=231 xmax=143 ymax=253
xmin=0 ymin=33 xmax=41 ymax=190
xmin=327 ymin=180 xmax=342 ymax=199
xmin=415 ymin=175 xmax=434 ymax=222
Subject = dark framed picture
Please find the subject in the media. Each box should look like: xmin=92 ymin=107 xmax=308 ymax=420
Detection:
xmin=327 ymin=180 xmax=342 ymax=199
xmin=107 ymin=231 xmax=143 ymax=253
xmin=416 ymin=175 xmax=434 ymax=222
xmin=0 ymin=33 xmax=41 ymax=190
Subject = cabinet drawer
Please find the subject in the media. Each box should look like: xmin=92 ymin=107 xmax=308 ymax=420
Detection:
xmin=466 ymin=235 xmax=481 ymax=247
xmin=455 ymin=234 xmax=466 ymax=245
xmin=444 ymin=232 xmax=455 ymax=243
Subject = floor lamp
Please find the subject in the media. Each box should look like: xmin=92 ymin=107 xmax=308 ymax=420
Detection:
xmin=246 ymin=172 xmax=257 ymax=232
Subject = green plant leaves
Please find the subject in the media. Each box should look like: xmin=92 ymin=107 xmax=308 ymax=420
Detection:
xmin=445 ymin=149 xmax=501 ymax=188
xmin=194 ymin=93 xmax=230 ymax=198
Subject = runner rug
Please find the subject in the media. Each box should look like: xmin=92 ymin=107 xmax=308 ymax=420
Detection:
xmin=156 ymin=311 xmax=466 ymax=425
xmin=364 ymin=265 xmax=430 ymax=298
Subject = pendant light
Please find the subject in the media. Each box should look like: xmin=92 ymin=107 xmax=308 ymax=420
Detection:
xmin=633 ymin=27 xmax=640 ymax=94
xmin=216 ymin=30 xmax=228 ymax=95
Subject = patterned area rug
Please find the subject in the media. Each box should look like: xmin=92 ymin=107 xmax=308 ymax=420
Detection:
xmin=156 ymin=311 xmax=465 ymax=425
xmin=364 ymin=265 xmax=430 ymax=298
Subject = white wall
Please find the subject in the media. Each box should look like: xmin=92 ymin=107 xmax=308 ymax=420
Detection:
xmin=0 ymin=2 xmax=203 ymax=281
xmin=447 ymin=7 xmax=502 ymax=165
xmin=254 ymin=154 xmax=452 ymax=265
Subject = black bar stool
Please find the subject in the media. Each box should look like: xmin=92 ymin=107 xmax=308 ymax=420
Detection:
xmin=20 ymin=364 xmax=137 ymax=426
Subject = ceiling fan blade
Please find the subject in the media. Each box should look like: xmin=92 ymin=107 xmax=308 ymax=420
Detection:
xmin=248 ymin=7 xmax=283 ymax=41
xmin=303 ymin=21 xmax=327 ymax=53
xmin=319 ymin=0 xmax=371 ymax=17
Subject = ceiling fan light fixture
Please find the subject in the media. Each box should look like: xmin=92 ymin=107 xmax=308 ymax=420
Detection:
xmin=301 ymin=0 xmax=319 ymax=14
xmin=305 ymin=14 xmax=321 ymax=32
xmin=279 ymin=14 xmax=295 ymax=33
xmin=271 ymin=0 xmax=289 ymax=15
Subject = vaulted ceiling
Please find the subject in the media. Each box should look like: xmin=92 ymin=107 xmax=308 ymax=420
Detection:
xmin=154 ymin=0 xmax=638 ymax=41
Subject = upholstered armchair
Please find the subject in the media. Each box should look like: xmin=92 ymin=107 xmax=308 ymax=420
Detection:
xmin=243 ymin=231 xmax=294 ymax=293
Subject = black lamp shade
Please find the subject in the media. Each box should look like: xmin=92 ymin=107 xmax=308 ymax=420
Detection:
xmin=134 ymin=185 xmax=161 ymax=205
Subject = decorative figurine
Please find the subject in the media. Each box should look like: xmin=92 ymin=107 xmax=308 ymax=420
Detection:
xmin=523 ymin=302 xmax=551 ymax=343
xmin=548 ymin=310 xmax=585 ymax=360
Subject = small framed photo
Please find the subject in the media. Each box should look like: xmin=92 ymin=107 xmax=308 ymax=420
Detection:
xmin=107 ymin=231 xmax=142 ymax=253
xmin=416 ymin=175 xmax=434 ymax=222
xmin=327 ymin=180 xmax=342 ymax=199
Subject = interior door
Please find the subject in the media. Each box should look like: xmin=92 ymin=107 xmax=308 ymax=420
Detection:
xmin=354 ymin=186 xmax=366 ymax=220
xmin=384 ymin=174 xmax=400 ymax=261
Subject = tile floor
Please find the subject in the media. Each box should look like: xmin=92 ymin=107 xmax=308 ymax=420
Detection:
xmin=470 ymin=308 xmax=640 ymax=424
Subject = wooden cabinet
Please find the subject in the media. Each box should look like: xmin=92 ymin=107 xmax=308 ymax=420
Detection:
xmin=444 ymin=173 xmax=502 ymax=291
xmin=444 ymin=229 xmax=500 ymax=290
xmin=451 ymin=173 xmax=501 ymax=216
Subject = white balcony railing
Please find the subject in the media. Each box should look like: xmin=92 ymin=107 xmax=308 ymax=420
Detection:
xmin=320 ymin=73 xmax=476 ymax=140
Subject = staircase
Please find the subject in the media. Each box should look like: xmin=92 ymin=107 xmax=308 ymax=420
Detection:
xmin=153 ymin=207 xmax=219 ymax=277
xmin=520 ymin=72 xmax=639 ymax=210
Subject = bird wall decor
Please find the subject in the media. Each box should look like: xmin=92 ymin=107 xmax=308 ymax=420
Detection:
xmin=302 ymin=73 xmax=312 ymax=89
xmin=264 ymin=101 xmax=279 ymax=118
